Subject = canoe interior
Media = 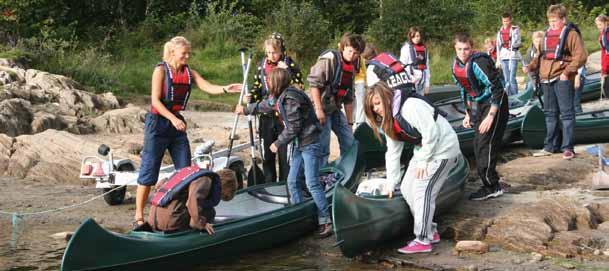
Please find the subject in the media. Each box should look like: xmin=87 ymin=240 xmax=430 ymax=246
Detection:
xmin=61 ymin=141 xmax=363 ymax=271
xmin=332 ymin=152 xmax=469 ymax=257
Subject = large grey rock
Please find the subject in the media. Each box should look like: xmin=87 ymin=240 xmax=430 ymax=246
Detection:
xmin=91 ymin=107 xmax=146 ymax=134
xmin=485 ymin=198 xmax=601 ymax=257
xmin=25 ymin=69 xmax=81 ymax=91
xmin=0 ymin=98 xmax=33 ymax=136
xmin=31 ymin=111 xmax=68 ymax=133
xmin=0 ymin=134 xmax=14 ymax=174
xmin=6 ymin=130 xmax=97 ymax=182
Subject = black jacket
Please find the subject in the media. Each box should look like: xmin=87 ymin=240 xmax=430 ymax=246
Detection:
xmin=273 ymin=88 xmax=321 ymax=149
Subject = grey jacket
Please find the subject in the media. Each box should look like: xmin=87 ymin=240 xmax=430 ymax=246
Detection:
xmin=307 ymin=50 xmax=355 ymax=114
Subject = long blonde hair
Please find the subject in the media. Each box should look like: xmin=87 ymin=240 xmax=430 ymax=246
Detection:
xmin=162 ymin=36 xmax=191 ymax=63
xmin=364 ymin=82 xmax=398 ymax=142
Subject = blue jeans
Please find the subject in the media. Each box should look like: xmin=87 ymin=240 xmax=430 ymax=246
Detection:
xmin=319 ymin=110 xmax=354 ymax=167
xmin=287 ymin=142 xmax=330 ymax=225
xmin=542 ymin=80 xmax=575 ymax=153
xmin=574 ymin=76 xmax=585 ymax=113
xmin=501 ymin=59 xmax=519 ymax=96
xmin=137 ymin=113 xmax=191 ymax=186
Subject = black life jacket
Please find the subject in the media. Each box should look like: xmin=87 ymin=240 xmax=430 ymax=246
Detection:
xmin=601 ymin=27 xmax=609 ymax=54
xmin=150 ymin=165 xmax=221 ymax=208
xmin=451 ymin=52 xmax=495 ymax=102
xmin=542 ymin=22 xmax=581 ymax=61
xmin=391 ymin=88 xmax=446 ymax=145
xmin=152 ymin=61 xmax=193 ymax=114
xmin=320 ymin=49 xmax=358 ymax=99
xmin=408 ymin=42 xmax=428 ymax=70
xmin=367 ymin=52 xmax=415 ymax=90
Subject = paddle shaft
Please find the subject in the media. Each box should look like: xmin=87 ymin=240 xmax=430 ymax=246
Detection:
xmin=225 ymin=50 xmax=252 ymax=168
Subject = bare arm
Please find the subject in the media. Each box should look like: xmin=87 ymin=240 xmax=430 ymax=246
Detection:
xmin=310 ymin=87 xmax=326 ymax=125
xmin=344 ymin=102 xmax=353 ymax=124
xmin=191 ymin=70 xmax=241 ymax=94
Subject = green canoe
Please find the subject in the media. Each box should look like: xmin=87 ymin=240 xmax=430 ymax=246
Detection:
xmin=61 ymin=139 xmax=365 ymax=271
xmin=331 ymin=127 xmax=470 ymax=257
xmin=521 ymin=104 xmax=609 ymax=149
xmin=425 ymin=85 xmax=460 ymax=103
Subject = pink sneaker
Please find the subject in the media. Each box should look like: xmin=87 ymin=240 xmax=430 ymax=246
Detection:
xmin=397 ymin=240 xmax=432 ymax=254
xmin=431 ymin=231 xmax=440 ymax=244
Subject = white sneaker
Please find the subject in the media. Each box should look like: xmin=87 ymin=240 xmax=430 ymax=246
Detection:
xmin=533 ymin=149 xmax=553 ymax=157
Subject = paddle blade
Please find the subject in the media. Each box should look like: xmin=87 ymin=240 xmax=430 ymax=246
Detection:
xmin=247 ymin=164 xmax=265 ymax=187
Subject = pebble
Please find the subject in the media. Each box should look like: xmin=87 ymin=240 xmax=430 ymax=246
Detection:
xmin=512 ymin=258 xmax=523 ymax=264
xmin=467 ymin=264 xmax=478 ymax=271
xmin=593 ymin=249 xmax=601 ymax=256
xmin=50 ymin=232 xmax=73 ymax=241
xmin=561 ymin=263 xmax=576 ymax=269
xmin=603 ymin=249 xmax=609 ymax=256
xmin=531 ymin=252 xmax=544 ymax=262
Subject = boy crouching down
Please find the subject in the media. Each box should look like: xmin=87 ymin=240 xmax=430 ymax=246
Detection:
xmin=148 ymin=168 xmax=238 ymax=234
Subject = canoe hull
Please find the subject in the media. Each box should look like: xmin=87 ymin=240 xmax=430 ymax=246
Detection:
xmin=62 ymin=140 xmax=365 ymax=271
xmin=521 ymin=105 xmax=609 ymax=149
xmin=332 ymin=155 xmax=469 ymax=257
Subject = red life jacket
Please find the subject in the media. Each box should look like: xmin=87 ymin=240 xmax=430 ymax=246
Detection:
xmin=320 ymin=50 xmax=358 ymax=100
xmin=487 ymin=47 xmax=497 ymax=61
xmin=412 ymin=44 xmax=428 ymax=70
xmin=336 ymin=61 xmax=354 ymax=99
xmin=151 ymin=62 xmax=192 ymax=114
xmin=150 ymin=165 xmax=221 ymax=208
xmin=542 ymin=23 xmax=581 ymax=61
xmin=391 ymin=88 xmax=445 ymax=145
xmin=600 ymin=27 xmax=609 ymax=54
xmin=452 ymin=59 xmax=476 ymax=98
xmin=500 ymin=27 xmax=511 ymax=49
xmin=367 ymin=52 xmax=415 ymax=90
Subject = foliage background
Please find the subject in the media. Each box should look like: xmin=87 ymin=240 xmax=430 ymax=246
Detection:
xmin=1 ymin=0 xmax=608 ymax=104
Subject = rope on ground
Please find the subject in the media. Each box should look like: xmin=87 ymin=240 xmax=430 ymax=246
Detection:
xmin=0 ymin=184 xmax=130 ymax=242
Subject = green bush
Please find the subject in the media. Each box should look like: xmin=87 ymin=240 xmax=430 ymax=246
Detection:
xmin=260 ymin=0 xmax=331 ymax=67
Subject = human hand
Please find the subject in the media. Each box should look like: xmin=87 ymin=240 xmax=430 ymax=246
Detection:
xmin=225 ymin=83 xmax=242 ymax=93
xmin=204 ymin=223 xmax=215 ymax=235
xmin=463 ymin=114 xmax=471 ymax=129
xmin=170 ymin=117 xmax=186 ymax=131
xmin=270 ymin=143 xmax=278 ymax=153
xmin=495 ymin=61 xmax=501 ymax=70
xmin=522 ymin=66 xmax=528 ymax=73
xmin=415 ymin=166 xmax=427 ymax=180
xmin=315 ymin=108 xmax=326 ymax=125
xmin=423 ymin=86 xmax=431 ymax=96
xmin=278 ymin=61 xmax=288 ymax=69
xmin=235 ymin=105 xmax=245 ymax=115
xmin=478 ymin=113 xmax=495 ymax=134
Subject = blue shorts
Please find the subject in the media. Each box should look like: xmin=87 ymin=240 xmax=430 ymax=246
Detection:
xmin=137 ymin=113 xmax=191 ymax=186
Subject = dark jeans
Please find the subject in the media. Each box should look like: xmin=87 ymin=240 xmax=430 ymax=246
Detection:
xmin=259 ymin=114 xmax=289 ymax=183
xmin=473 ymin=94 xmax=509 ymax=188
xmin=541 ymin=80 xmax=575 ymax=153
xmin=574 ymin=76 xmax=585 ymax=113
xmin=138 ymin=113 xmax=191 ymax=186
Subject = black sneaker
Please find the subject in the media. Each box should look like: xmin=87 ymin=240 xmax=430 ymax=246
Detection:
xmin=468 ymin=185 xmax=504 ymax=201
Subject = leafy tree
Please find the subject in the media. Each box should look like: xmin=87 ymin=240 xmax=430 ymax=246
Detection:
xmin=263 ymin=0 xmax=331 ymax=65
